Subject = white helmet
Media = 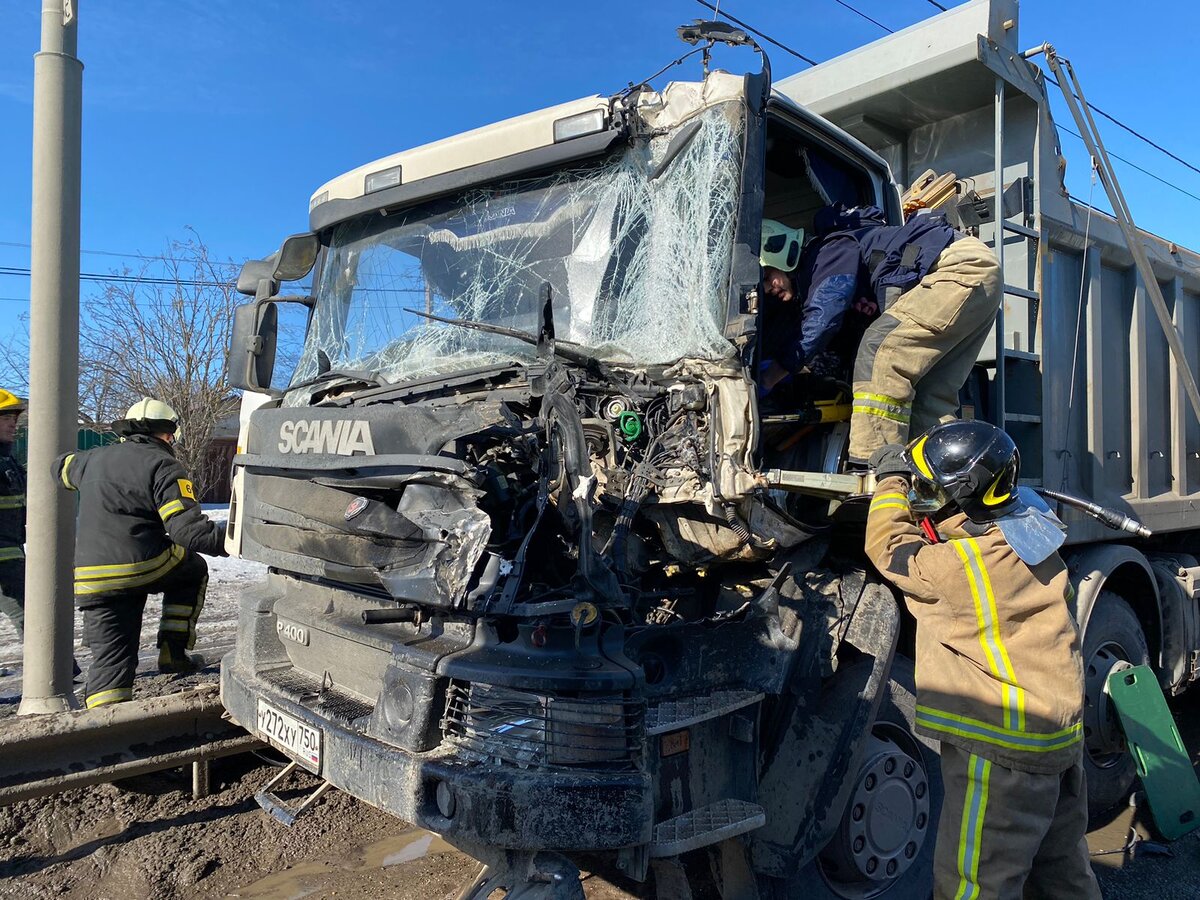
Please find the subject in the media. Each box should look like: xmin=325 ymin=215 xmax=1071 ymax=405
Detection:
xmin=760 ymin=219 xmax=805 ymax=273
xmin=115 ymin=397 xmax=180 ymax=438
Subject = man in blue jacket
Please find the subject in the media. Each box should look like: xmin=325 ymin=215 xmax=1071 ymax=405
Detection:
xmin=759 ymin=206 xmax=1001 ymax=469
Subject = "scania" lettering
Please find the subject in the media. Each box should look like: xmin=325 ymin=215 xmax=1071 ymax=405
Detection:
xmin=277 ymin=419 xmax=376 ymax=456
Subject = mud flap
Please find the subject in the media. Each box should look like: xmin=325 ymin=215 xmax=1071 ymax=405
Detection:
xmin=750 ymin=582 xmax=900 ymax=877
xmin=254 ymin=761 xmax=335 ymax=826
xmin=1107 ymin=665 xmax=1200 ymax=840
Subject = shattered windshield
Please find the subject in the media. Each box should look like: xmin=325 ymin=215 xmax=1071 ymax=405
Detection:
xmin=291 ymin=100 xmax=745 ymax=389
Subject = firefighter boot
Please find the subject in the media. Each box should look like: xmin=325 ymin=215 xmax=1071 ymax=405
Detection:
xmin=158 ymin=642 xmax=207 ymax=674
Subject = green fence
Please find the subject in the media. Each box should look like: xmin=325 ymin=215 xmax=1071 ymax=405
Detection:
xmin=11 ymin=427 xmax=117 ymax=467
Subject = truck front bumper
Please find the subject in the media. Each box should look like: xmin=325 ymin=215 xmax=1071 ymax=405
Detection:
xmin=221 ymin=660 xmax=654 ymax=850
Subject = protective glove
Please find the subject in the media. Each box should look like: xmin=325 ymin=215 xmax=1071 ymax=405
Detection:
xmin=869 ymin=444 xmax=911 ymax=480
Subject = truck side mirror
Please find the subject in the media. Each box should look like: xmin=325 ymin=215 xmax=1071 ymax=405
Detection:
xmin=275 ymin=233 xmax=320 ymax=281
xmin=235 ymin=233 xmax=320 ymax=298
xmin=228 ymin=301 xmax=279 ymax=393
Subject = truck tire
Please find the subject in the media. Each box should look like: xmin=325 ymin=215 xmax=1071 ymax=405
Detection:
xmin=1080 ymin=590 xmax=1151 ymax=820
xmin=758 ymin=656 xmax=942 ymax=900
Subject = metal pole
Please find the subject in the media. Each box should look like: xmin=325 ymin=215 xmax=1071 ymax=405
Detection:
xmin=992 ymin=77 xmax=1006 ymax=430
xmin=19 ymin=0 xmax=82 ymax=714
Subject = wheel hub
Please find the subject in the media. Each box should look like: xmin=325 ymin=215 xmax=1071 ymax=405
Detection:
xmin=1083 ymin=646 xmax=1132 ymax=763
xmin=819 ymin=731 xmax=930 ymax=898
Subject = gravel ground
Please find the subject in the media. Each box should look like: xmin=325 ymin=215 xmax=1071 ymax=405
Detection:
xmin=0 ymin=506 xmax=1197 ymax=897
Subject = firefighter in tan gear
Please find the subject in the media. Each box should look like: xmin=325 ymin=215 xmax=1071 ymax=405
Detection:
xmin=0 ymin=390 xmax=28 ymax=637
xmin=55 ymin=398 xmax=226 ymax=708
xmin=865 ymin=421 xmax=1101 ymax=900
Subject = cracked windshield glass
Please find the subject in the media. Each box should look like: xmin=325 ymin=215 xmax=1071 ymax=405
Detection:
xmin=290 ymin=100 xmax=745 ymax=390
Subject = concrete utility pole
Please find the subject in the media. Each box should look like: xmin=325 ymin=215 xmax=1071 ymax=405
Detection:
xmin=19 ymin=0 xmax=82 ymax=714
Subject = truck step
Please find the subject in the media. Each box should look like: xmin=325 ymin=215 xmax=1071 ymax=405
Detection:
xmin=254 ymin=761 xmax=335 ymax=827
xmin=645 ymin=691 xmax=763 ymax=736
xmin=650 ymin=799 xmax=766 ymax=857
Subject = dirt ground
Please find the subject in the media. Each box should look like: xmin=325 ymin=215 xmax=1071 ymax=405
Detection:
xmin=0 ymin=507 xmax=1195 ymax=899
xmin=0 ymin=687 xmax=1196 ymax=899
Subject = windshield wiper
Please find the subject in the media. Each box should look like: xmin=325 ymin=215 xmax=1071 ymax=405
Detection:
xmin=402 ymin=308 xmax=611 ymax=370
xmin=288 ymin=367 xmax=383 ymax=394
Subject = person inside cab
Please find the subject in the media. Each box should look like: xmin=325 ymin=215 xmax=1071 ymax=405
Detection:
xmin=758 ymin=205 xmax=1000 ymax=471
xmin=758 ymin=216 xmax=874 ymax=395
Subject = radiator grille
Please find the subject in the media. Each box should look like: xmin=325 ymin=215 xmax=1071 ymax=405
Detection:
xmin=442 ymin=681 xmax=643 ymax=770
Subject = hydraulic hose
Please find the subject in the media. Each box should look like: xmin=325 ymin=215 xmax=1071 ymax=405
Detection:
xmin=1039 ymin=488 xmax=1152 ymax=539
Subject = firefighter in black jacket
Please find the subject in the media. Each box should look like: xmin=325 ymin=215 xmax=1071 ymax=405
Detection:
xmin=0 ymin=390 xmax=27 ymax=638
xmin=55 ymin=398 xmax=227 ymax=708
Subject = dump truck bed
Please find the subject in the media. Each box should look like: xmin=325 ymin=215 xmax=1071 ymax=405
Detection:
xmin=777 ymin=0 xmax=1200 ymax=542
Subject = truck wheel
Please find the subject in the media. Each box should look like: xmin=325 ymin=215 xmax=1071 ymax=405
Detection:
xmin=758 ymin=657 xmax=942 ymax=900
xmin=1081 ymin=590 xmax=1150 ymax=819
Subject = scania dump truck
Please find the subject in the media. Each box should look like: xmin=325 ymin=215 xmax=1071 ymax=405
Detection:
xmin=220 ymin=2 xmax=1200 ymax=896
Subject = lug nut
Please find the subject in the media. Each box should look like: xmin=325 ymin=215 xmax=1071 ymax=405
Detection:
xmin=886 ymin=859 xmax=898 ymax=876
xmin=853 ymin=836 xmax=866 ymax=853
xmin=915 ymin=782 xmax=926 ymax=799
xmin=917 ymin=813 xmax=927 ymax=829
xmin=904 ymin=761 xmax=915 ymax=777
xmin=852 ymin=803 xmax=865 ymax=822
xmin=905 ymin=842 xmax=917 ymax=859
xmin=884 ymin=758 xmax=896 ymax=775
xmin=866 ymin=857 xmax=878 ymax=874
xmin=865 ymin=774 xmax=877 ymax=790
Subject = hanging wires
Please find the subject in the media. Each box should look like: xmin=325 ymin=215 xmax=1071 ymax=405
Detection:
xmin=693 ymin=0 xmax=818 ymax=66
xmin=1060 ymin=156 xmax=1099 ymax=491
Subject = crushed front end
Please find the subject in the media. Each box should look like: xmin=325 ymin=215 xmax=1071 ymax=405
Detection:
xmin=222 ymin=61 xmax=901 ymax=889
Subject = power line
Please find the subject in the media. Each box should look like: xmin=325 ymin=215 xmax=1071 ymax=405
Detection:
xmin=925 ymin=0 xmax=948 ymax=11
xmin=822 ymin=1 xmax=1200 ymax=205
xmin=1058 ymin=126 xmax=1200 ymax=205
xmin=693 ymin=0 xmax=819 ymax=66
xmin=0 ymin=240 xmax=233 ymax=266
xmin=1044 ymin=76 xmax=1200 ymax=179
xmin=0 ymin=266 xmax=235 ymax=289
xmin=830 ymin=0 xmax=894 ymax=33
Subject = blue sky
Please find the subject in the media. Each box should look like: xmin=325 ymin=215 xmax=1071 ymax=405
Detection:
xmin=2 ymin=0 xmax=1199 ymax=343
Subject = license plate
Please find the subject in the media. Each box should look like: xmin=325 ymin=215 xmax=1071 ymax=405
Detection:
xmin=257 ymin=701 xmax=322 ymax=772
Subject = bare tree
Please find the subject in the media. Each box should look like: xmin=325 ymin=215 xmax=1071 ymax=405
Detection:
xmin=82 ymin=229 xmax=242 ymax=498
xmin=0 ymin=314 xmax=30 ymax=398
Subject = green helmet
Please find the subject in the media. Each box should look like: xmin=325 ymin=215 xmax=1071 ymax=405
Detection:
xmin=114 ymin=397 xmax=179 ymax=438
xmin=760 ymin=219 xmax=805 ymax=272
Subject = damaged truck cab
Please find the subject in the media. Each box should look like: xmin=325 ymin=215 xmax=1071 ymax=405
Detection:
xmin=221 ymin=25 xmax=934 ymax=898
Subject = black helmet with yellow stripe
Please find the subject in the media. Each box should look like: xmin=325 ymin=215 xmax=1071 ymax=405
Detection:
xmin=903 ymin=420 xmax=1020 ymax=523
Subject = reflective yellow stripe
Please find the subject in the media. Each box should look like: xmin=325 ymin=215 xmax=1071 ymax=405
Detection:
xmin=852 ymin=405 xmax=911 ymax=424
xmin=60 ymin=454 xmax=76 ymax=490
xmin=0 ymin=494 xmax=23 ymax=509
xmin=954 ymin=753 xmax=990 ymax=900
xmin=870 ymin=492 xmax=909 ymax=506
xmin=158 ymin=499 xmax=186 ymax=523
xmin=86 ymin=687 xmax=133 ymax=708
xmin=74 ymin=546 xmax=185 ymax=595
xmin=75 ymin=546 xmax=179 ymax=580
xmin=162 ymin=604 xmax=195 ymax=618
xmin=853 ymin=391 xmax=911 ymax=408
xmin=910 ymin=435 xmax=934 ymax=480
xmin=0 ymin=547 xmax=23 ymax=562
xmin=160 ymin=619 xmax=190 ymax=633
xmin=916 ymin=706 xmax=1082 ymax=752
xmin=966 ymin=539 xmax=1025 ymax=730
xmin=951 ymin=538 xmax=1025 ymax=731
xmin=870 ymin=502 xmax=911 ymax=512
